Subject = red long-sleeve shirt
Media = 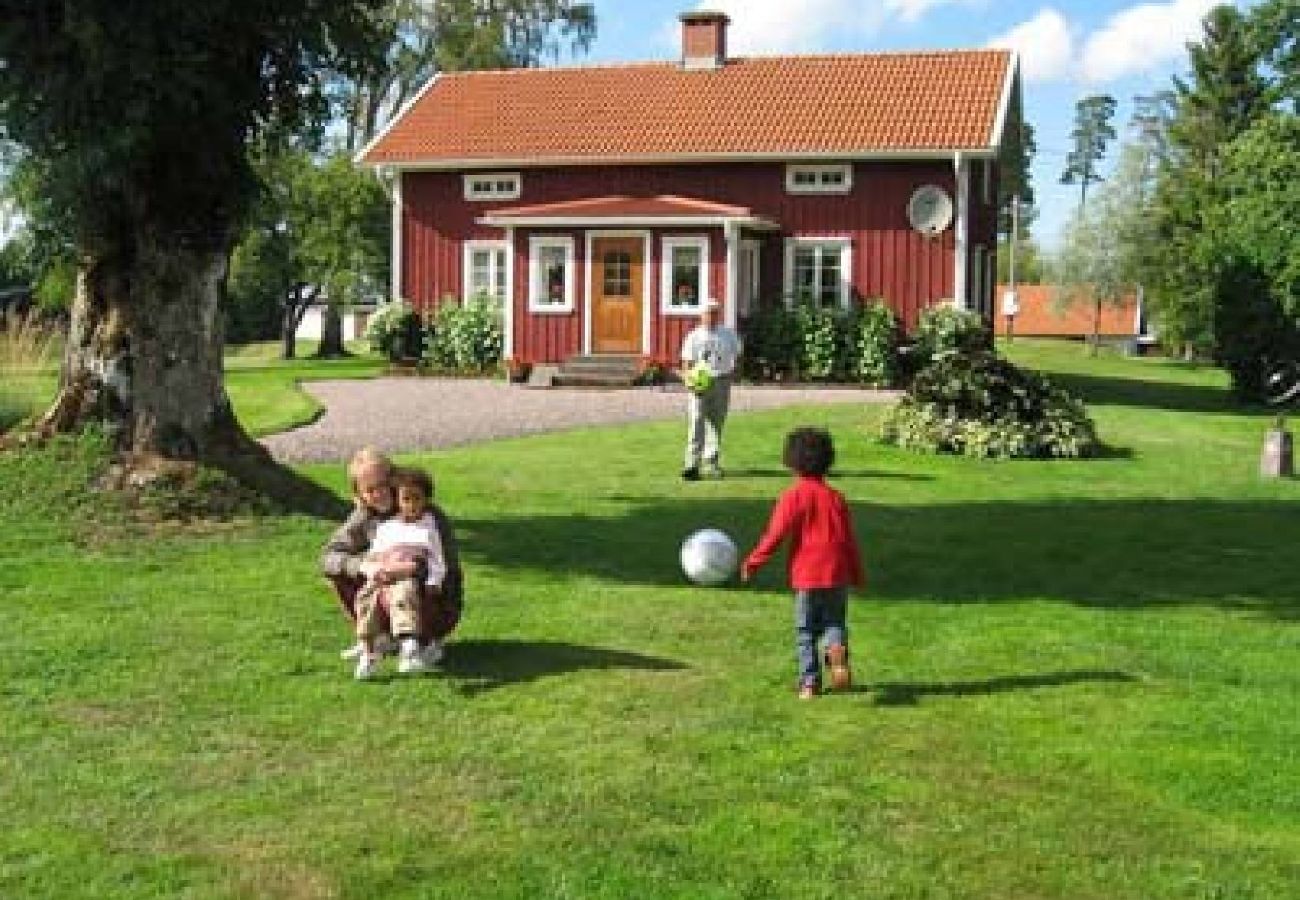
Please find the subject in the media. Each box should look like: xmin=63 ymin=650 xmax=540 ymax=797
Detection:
xmin=743 ymin=475 xmax=865 ymax=590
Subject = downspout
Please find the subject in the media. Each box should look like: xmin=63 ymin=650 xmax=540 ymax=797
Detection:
xmin=953 ymin=151 xmax=969 ymax=310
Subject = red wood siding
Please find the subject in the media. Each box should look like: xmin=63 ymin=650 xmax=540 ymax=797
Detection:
xmin=400 ymin=160 xmax=993 ymax=362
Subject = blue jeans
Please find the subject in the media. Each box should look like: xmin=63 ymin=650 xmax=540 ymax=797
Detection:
xmin=794 ymin=587 xmax=848 ymax=686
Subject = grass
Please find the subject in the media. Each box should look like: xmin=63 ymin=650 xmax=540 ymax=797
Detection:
xmin=225 ymin=341 xmax=385 ymax=437
xmin=0 ymin=313 xmax=61 ymax=433
xmin=1 ymin=339 xmax=1298 ymax=898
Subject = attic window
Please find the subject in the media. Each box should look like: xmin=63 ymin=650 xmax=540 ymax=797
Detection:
xmin=785 ymin=164 xmax=853 ymax=195
xmin=464 ymin=172 xmax=521 ymax=201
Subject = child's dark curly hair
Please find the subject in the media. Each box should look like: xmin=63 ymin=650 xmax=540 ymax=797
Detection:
xmin=783 ymin=428 xmax=835 ymax=476
xmin=391 ymin=467 xmax=434 ymax=503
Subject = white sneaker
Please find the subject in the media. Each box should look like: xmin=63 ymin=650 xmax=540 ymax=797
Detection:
xmin=397 ymin=638 xmax=432 ymax=675
xmin=341 ymin=634 xmax=395 ymax=660
xmin=353 ymin=652 xmax=380 ymax=681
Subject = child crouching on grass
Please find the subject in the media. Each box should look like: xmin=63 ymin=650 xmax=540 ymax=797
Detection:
xmin=353 ymin=467 xmax=447 ymax=680
xmin=741 ymin=428 xmax=865 ymax=700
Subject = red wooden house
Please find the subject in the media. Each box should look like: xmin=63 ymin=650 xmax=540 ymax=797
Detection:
xmin=359 ymin=11 xmax=1021 ymax=367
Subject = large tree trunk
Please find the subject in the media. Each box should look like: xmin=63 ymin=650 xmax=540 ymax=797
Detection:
xmin=38 ymin=234 xmax=251 ymax=460
xmin=316 ymin=303 xmax=346 ymax=358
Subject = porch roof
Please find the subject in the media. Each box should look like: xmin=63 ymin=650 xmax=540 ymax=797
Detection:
xmin=476 ymin=194 xmax=779 ymax=229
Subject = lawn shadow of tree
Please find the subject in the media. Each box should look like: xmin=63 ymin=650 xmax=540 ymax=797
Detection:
xmin=458 ymin=496 xmax=1300 ymax=621
xmin=1049 ymin=371 xmax=1262 ymax=416
xmin=440 ymin=639 xmax=688 ymax=696
xmin=866 ymin=669 xmax=1138 ymax=707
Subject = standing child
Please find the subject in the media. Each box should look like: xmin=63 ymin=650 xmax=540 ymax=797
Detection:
xmin=353 ymin=467 xmax=448 ymax=680
xmin=741 ymin=428 xmax=865 ymax=700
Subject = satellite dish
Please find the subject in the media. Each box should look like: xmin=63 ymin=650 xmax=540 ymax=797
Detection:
xmin=907 ymin=185 xmax=954 ymax=236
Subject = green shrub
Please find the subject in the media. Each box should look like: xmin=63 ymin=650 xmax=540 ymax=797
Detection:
xmin=881 ymin=349 xmax=1098 ymax=459
xmin=910 ymin=304 xmax=991 ymax=368
xmin=424 ymin=294 xmax=503 ymax=373
xmin=846 ymin=302 xmax=901 ymax=387
xmin=365 ymin=300 xmax=422 ymax=362
xmin=739 ymin=301 xmax=900 ymax=385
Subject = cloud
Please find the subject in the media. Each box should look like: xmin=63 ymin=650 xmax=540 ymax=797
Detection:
xmin=1080 ymin=0 xmax=1217 ymax=83
xmin=987 ymin=8 xmax=1076 ymax=83
xmin=886 ymin=0 xmax=986 ymax=24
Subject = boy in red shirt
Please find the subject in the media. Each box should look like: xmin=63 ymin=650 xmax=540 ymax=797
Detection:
xmin=741 ymin=428 xmax=865 ymax=699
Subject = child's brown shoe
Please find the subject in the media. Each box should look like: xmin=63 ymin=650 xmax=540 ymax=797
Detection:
xmin=826 ymin=644 xmax=852 ymax=692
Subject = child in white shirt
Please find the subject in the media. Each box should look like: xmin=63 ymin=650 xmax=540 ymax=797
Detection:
xmin=353 ymin=468 xmax=447 ymax=679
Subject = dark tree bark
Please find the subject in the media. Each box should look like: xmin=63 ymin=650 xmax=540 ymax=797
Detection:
xmin=316 ymin=303 xmax=347 ymax=358
xmin=280 ymin=282 xmax=318 ymax=360
xmin=38 ymin=231 xmax=253 ymax=460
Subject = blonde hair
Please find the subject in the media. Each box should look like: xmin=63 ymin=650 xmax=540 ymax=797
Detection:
xmin=347 ymin=446 xmax=395 ymax=496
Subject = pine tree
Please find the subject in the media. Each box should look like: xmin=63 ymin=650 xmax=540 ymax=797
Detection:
xmin=1060 ymin=95 xmax=1117 ymax=211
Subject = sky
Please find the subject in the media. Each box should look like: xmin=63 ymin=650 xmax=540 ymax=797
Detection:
xmin=568 ymin=0 xmax=1253 ymax=250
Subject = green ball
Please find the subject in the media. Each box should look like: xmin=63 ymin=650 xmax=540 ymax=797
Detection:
xmin=685 ymin=364 xmax=713 ymax=392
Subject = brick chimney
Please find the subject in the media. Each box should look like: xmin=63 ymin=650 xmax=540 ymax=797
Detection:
xmin=680 ymin=11 xmax=730 ymax=70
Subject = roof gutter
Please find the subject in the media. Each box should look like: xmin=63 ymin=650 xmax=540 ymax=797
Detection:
xmin=362 ymin=148 xmax=997 ymax=171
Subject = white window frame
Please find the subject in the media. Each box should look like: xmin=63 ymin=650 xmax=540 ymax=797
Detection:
xmin=528 ymin=235 xmax=575 ymax=314
xmin=463 ymin=171 xmax=522 ymax=202
xmin=785 ymin=163 xmax=853 ymax=195
xmin=462 ymin=240 xmax=509 ymax=303
xmin=783 ymin=237 xmax=853 ymax=309
xmin=660 ymin=235 xmax=710 ymax=316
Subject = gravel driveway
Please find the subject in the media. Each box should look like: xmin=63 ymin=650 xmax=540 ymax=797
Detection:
xmin=261 ymin=378 xmax=898 ymax=463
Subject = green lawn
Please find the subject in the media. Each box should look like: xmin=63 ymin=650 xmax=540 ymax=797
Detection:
xmin=1 ymin=340 xmax=1298 ymax=899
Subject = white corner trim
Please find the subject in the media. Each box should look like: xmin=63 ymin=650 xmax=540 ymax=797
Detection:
xmin=503 ymin=228 xmax=515 ymax=360
xmin=953 ymin=152 xmax=970 ymax=310
xmin=660 ymin=234 xmax=710 ymax=317
xmin=782 ymin=236 xmax=853 ymax=309
xmin=724 ymin=223 xmax=739 ymax=331
xmin=391 ymin=171 xmax=403 ymax=303
xmin=989 ymin=51 xmax=1020 ymax=150
xmin=527 ymin=235 xmax=577 ymax=314
xmin=582 ymin=230 xmax=652 ymax=356
xmin=354 ymin=73 xmax=444 ymax=167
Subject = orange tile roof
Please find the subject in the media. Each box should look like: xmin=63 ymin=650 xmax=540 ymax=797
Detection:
xmin=994 ymin=285 xmax=1141 ymax=337
xmin=362 ymin=50 xmax=1014 ymax=166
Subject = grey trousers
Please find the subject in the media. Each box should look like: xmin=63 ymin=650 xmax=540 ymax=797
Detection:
xmin=684 ymin=376 xmax=731 ymax=469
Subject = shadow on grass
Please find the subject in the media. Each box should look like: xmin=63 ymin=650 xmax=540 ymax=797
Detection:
xmin=723 ymin=467 xmax=934 ymax=480
xmin=458 ymin=496 xmax=1300 ymax=620
xmin=1049 ymin=371 xmax=1260 ymax=416
xmin=440 ymin=638 xmax=688 ymax=696
xmin=867 ymin=669 xmax=1137 ymax=707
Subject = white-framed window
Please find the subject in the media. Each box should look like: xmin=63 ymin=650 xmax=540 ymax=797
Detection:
xmin=785 ymin=163 xmax=853 ymax=195
xmin=783 ymin=237 xmax=853 ymax=309
xmin=660 ymin=235 xmax=709 ymax=315
xmin=462 ymin=241 xmax=509 ymax=303
xmin=528 ymin=235 xmax=575 ymax=313
xmin=463 ymin=171 xmax=521 ymax=201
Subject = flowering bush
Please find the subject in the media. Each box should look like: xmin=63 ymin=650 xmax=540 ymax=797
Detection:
xmin=909 ymin=304 xmax=991 ymax=367
xmin=881 ymin=349 xmax=1098 ymax=459
xmin=423 ymin=295 xmax=503 ymax=373
xmin=364 ymin=300 xmax=422 ymax=361
xmin=739 ymin=301 xmax=900 ymax=385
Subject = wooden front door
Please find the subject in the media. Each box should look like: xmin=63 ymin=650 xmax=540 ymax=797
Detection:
xmin=592 ymin=237 xmax=643 ymax=353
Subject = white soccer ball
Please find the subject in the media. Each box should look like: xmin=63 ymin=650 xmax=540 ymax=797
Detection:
xmin=680 ymin=528 xmax=738 ymax=586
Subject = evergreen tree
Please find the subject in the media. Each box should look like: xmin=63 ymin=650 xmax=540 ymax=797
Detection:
xmin=1060 ymin=95 xmax=1117 ymax=210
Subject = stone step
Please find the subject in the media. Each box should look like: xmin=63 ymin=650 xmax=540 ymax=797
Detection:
xmin=552 ymin=370 xmax=639 ymax=388
xmin=559 ymin=355 xmax=640 ymax=375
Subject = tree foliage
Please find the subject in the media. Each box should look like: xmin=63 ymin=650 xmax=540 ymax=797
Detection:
xmin=0 ymin=1 xmax=385 ymax=257
xmin=1060 ymin=95 xmax=1117 ymax=210
xmin=229 ymin=149 xmax=390 ymax=354
xmin=338 ymin=0 xmax=596 ymax=152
